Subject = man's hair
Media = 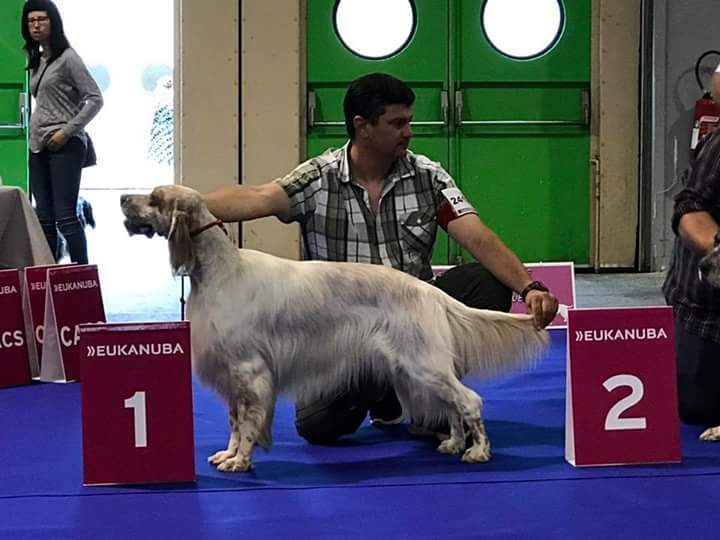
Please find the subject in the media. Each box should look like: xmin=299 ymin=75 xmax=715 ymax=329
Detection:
xmin=21 ymin=0 xmax=71 ymax=71
xmin=343 ymin=73 xmax=415 ymax=139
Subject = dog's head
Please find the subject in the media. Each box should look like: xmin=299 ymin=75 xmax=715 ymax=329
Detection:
xmin=699 ymin=232 xmax=720 ymax=287
xmin=120 ymin=185 xmax=211 ymax=275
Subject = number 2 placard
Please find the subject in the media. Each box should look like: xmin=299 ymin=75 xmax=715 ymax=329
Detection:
xmin=565 ymin=306 xmax=680 ymax=467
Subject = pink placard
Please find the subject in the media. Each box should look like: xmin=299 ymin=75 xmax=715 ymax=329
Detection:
xmin=565 ymin=306 xmax=680 ymax=467
xmin=432 ymin=262 xmax=575 ymax=328
xmin=80 ymin=321 xmax=195 ymax=486
xmin=24 ymin=263 xmax=75 ymax=369
xmin=510 ymin=263 xmax=574 ymax=327
xmin=0 ymin=269 xmax=32 ymax=388
xmin=40 ymin=265 xmax=106 ymax=383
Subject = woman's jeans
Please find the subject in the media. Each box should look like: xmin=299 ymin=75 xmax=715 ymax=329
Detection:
xmin=29 ymin=137 xmax=88 ymax=264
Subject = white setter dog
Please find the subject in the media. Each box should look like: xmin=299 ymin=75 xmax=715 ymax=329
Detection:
xmin=120 ymin=185 xmax=549 ymax=472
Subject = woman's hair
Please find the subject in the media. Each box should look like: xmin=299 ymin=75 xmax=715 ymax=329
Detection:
xmin=21 ymin=0 xmax=71 ymax=71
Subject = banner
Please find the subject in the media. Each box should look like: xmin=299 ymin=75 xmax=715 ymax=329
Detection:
xmin=0 ymin=269 xmax=32 ymax=388
xmin=80 ymin=321 xmax=195 ymax=485
xmin=23 ymin=263 xmax=74 ymax=376
xmin=432 ymin=262 xmax=575 ymax=328
xmin=565 ymin=306 xmax=680 ymax=466
xmin=39 ymin=265 xmax=106 ymax=383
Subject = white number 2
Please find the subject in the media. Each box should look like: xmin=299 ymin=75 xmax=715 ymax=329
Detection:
xmin=603 ymin=374 xmax=646 ymax=431
xmin=124 ymin=391 xmax=148 ymax=448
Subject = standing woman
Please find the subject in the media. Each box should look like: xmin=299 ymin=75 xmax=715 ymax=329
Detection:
xmin=21 ymin=0 xmax=103 ymax=264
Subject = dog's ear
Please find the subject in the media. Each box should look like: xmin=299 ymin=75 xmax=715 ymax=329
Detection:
xmin=168 ymin=208 xmax=195 ymax=275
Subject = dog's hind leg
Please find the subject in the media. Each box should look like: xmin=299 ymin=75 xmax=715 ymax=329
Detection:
xmin=436 ymin=413 xmax=466 ymax=455
xmin=216 ymin=358 xmax=275 ymax=473
xmin=409 ymin=367 xmax=490 ymax=462
xmin=452 ymin=384 xmax=491 ymax=463
xmin=397 ymin=360 xmax=487 ymax=460
xmin=208 ymin=405 xmax=242 ymax=466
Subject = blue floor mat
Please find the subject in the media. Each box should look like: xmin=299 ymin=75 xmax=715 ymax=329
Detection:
xmin=2 ymin=329 xmax=720 ymax=538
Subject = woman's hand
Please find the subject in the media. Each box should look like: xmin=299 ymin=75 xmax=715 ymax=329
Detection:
xmin=47 ymin=130 xmax=69 ymax=151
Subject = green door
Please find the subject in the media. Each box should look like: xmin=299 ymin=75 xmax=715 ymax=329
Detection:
xmin=0 ymin=0 xmax=29 ymax=191
xmin=455 ymin=0 xmax=591 ymax=264
xmin=306 ymin=0 xmax=451 ymax=264
xmin=306 ymin=0 xmax=591 ymax=265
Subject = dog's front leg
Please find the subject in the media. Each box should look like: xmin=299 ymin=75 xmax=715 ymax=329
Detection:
xmin=208 ymin=404 xmax=243 ymax=466
xmin=216 ymin=361 xmax=274 ymax=473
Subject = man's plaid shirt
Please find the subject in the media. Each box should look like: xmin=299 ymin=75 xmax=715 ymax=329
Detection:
xmin=663 ymin=128 xmax=720 ymax=343
xmin=276 ymin=142 xmax=466 ymax=282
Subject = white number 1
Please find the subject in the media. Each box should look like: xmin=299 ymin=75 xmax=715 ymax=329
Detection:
xmin=124 ymin=391 xmax=148 ymax=448
xmin=603 ymin=374 xmax=647 ymax=431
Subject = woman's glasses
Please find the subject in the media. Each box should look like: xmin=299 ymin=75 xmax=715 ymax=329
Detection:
xmin=27 ymin=16 xmax=50 ymax=26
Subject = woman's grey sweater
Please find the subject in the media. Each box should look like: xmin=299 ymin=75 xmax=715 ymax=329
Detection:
xmin=29 ymin=48 xmax=103 ymax=153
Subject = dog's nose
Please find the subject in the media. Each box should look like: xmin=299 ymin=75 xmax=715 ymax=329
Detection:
xmin=120 ymin=194 xmax=131 ymax=207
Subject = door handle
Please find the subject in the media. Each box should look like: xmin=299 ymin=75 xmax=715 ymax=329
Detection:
xmin=307 ymin=90 xmax=343 ymax=128
xmin=0 ymin=92 xmax=28 ymax=130
xmin=307 ymin=89 xmax=449 ymax=128
xmin=409 ymin=90 xmax=448 ymax=127
xmin=454 ymin=88 xmax=590 ymax=127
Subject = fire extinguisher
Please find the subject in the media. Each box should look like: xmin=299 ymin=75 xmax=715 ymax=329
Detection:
xmin=691 ymin=50 xmax=720 ymax=150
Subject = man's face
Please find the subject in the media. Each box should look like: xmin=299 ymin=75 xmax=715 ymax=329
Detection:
xmin=361 ymin=104 xmax=413 ymax=159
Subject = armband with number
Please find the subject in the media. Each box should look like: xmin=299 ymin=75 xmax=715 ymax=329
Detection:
xmin=437 ymin=187 xmax=477 ymax=230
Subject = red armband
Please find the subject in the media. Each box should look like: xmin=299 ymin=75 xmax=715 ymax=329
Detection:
xmin=437 ymin=187 xmax=477 ymax=230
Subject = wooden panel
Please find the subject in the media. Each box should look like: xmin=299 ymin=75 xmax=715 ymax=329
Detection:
xmin=597 ymin=0 xmax=641 ymax=268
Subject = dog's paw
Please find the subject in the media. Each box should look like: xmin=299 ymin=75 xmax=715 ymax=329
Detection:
xmin=216 ymin=455 xmax=252 ymax=472
xmin=437 ymin=438 xmax=466 ymax=455
xmin=461 ymin=444 xmax=492 ymax=463
xmin=208 ymin=449 xmax=236 ymax=465
xmin=699 ymin=426 xmax=720 ymax=441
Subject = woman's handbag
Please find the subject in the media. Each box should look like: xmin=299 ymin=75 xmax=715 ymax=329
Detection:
xmin=83 ymin=133 xmax=97 ymax=168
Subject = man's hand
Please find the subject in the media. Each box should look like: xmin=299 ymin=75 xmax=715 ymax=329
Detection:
xmin=525 ymin=289 xmax=559 ymax=329
xmin=47 ymin=130 xmax=68 ymax=151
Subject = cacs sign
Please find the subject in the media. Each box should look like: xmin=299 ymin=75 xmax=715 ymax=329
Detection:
xmin=0 ymin=269 xmax=32 ymax=388
xmin=39 ymin=265 xmax=106 ymax=383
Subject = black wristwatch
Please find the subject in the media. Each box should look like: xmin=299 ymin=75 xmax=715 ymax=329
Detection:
xmin=520 ymin=280 xmax=549 ymax=302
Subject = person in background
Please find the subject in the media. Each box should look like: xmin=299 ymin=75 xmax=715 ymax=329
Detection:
xmin=205 ymin=73 xmax=558 ymax=444
xmin=21 ymin=0 xmax=103 ymax=264
xmin=663 ymin=125 xmax=720 ymax=428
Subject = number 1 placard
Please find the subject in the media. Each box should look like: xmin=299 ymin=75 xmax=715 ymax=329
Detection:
xmin=565 ymin=306 xmax=680 ymax=467
xmin=80 ymin=322 xmax=195 ymax=485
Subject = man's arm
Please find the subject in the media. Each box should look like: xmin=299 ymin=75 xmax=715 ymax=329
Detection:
xmin=204 ymin=181 xmax=290 ymax=223
xmin=713 ymin=71 xmax=720 ymax=102
xmin=678 ymin=210 xmax=719 ymax=254
xmin=446 ymin=213 xmax=558 ymax=328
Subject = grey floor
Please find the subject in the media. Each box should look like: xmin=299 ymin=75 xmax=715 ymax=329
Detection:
xmin=85 ymin=188 xmax=668 ymax=322
xmin=575 ymin=271 xmax=666 ymax=308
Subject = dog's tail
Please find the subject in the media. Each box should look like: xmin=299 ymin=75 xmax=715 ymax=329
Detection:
xmin=442 ymin=299 xmax=550 ymax=378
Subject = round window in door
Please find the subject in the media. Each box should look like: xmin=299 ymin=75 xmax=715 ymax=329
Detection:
xmin=481 ymin=0 xmax=565 ymax=60
xmin=334 ymin=0 xmax=417 ymax=60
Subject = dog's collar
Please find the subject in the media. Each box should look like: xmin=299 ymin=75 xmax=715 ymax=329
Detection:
xmin=190 ymin=219 xmax=228 ymax=238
